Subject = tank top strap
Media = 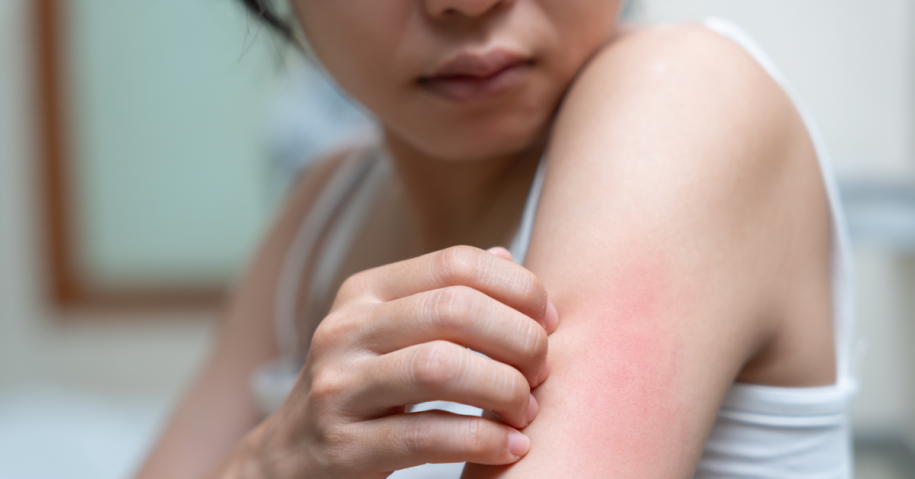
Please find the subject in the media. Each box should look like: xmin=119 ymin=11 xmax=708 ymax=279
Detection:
xmin=298 ymin=149 xmax=392 ymax=346
xmin=253 ymin=145 xmax=385 ymax=417
xmin=508 ymin=156 xmax=548 ymax=266
xmin=273 ymin=146 xmax=381 ymax=361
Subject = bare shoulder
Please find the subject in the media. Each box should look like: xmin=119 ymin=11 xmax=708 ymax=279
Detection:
xmin=599 ymin=21 xmax=772 ymax=81
xmin=535 ymin=19 xmax=835 ymax=390
xmin=553 ymin=21 xmax=806 ymax=176
xmin=281 ymin=145 xmax=366 ymax=225
xmin=581 ymin=21 xmax=788 ymax=111
xmin=541 ymin=21 xmax=832 ymax=378
xmin=545 ymin=21 xmax=825 ymax=255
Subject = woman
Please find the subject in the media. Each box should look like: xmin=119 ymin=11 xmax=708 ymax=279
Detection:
xmin=137 ymin=1 xmax=855 ymax=478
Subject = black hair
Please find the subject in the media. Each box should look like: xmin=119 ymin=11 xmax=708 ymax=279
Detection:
xmin=240 ymin=0 xmax=639 ymax=42
xmin=240 ymin=0 xmax=294 ymax=41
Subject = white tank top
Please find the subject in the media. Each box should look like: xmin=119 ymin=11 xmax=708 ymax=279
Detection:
xmin=252 ymin=18 xmax=857 ymax=478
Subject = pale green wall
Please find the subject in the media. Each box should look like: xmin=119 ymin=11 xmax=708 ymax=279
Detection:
xmin=68 ymin=0 xmax=290 ymax=287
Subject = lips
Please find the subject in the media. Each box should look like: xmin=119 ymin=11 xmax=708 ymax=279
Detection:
xmin=419 ymin=48 xmax=534 ymax=102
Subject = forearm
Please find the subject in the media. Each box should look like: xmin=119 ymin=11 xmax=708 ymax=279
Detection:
xmin=206 ymin=440 xmax=261 ymax=479
xmin=134 ymin=355 xmax=264 ymax=479
xmin=206 ymin=419 xmax=297 ymax=479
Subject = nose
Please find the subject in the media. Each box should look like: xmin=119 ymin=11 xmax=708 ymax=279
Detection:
xmin=422 ymin=0 xmax=509 ymax=19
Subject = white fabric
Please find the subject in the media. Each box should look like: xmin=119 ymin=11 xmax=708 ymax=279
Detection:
xmin=253 ymin=148 xmax=380 ymax=417
xmin=301 ymin=152 xmax=392 ymax=341
xmin=257 ymin=18 xmax=857 ymax=478
xmin=507 ymin=157 xmax=549 ymax=266
xmin=272 ymin=149 xmax=376 ymax=361
xmin=694 ymin=17 xmax=856 ymax=479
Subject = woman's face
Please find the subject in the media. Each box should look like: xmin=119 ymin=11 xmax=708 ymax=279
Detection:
xmin=292 ymin=0 xmax=622 ymax=161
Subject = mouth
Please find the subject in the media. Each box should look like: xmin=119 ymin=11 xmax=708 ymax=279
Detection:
xmin=418 ymin=48 xmax=535 ymax=102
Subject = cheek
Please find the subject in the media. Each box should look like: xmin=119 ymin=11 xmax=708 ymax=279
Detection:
xmin=293 ymin=1 xmax=407 ymax=104
xmin=534 ymin=0 xmax=622 ymax=95
xmin=541 ymin=0 xmax=621 ymax=43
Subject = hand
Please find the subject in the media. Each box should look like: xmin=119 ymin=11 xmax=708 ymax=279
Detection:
xmin=240 ymin=245 xmax=559 ymax=478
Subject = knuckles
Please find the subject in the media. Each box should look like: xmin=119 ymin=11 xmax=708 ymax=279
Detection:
xmin=407 ymin=341 xmax=530 ymax=415
xmin=313 ymin=422 xmax=360 ymax=472
xmin=436 ymin=245 xmax=485 ymax=285
xmin=408 ymin=341 xmax=459 ymax=390
xmin=427 ymin=285 xmax=548 ymax=382
xmin=307 ymin=368 xmax=351 ymax=406
xmin=337 ymin=270 xmax=371 ymax=302
xmin=435 ymin=246 xmax=550 ymax=322
xmin=309 ymin=312 xmax=346 ymax=356
xmin=462 ymin=418 xmax=495 ymax=458
xmin=427 ymin=286 xmax=479 ymax=334
xmin=310 ymin=304 xmax=373 ymax=357
xmin=401 ymin=419 xmax=437 ymax=455
xmin=399 ymin=416 xmax=498 ymax=461
xmin=296 ymin=246 xmax=552 ymax=470
xmin=422 ymin=287 xmax=547 ymax=388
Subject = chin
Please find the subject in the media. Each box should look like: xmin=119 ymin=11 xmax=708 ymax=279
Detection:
xmin=401 ymin=111 xmax=550 ymax=162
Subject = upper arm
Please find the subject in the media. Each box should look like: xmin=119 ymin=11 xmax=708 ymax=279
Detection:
xmin=464 ymin=24 xmax=826 ymax=478
xmin=135 ymin=149 xmax=351 ymax=479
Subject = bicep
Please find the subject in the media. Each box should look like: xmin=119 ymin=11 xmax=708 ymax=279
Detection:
xmin=464 ymin=26 xmax=793 ymax=478
xmin=466 ymin=240 xmax=754 ymax=477
xmin=464 ymin=224 xmax=758 ymax=477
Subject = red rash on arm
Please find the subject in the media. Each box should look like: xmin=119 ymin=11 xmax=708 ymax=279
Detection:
xmin=550 ymin=254 xmax=689 ymax=467
xmin=467 ymin=252 xmax=695 ymax=478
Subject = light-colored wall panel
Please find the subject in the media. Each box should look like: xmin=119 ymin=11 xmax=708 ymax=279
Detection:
xmin=851 ymin=250 xmax=915 ymax=439
xmin=0 ymin=0 xmax=216 ymax=398
xmin=67 ymin=0 xmax=289 ymax=287
xmin=635 ymin=0 xmax=915 ymax=181
xmin=637 ymin=0 xmax=915 ymax=444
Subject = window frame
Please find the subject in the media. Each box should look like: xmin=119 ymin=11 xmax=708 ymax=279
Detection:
xmin=34 ymin=0 xmax=224 ymax=313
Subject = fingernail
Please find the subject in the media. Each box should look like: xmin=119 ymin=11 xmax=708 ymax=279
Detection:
xmin=545 ymin=300 xmax=559 ymax=332
xmin=536 ymin=361 xmax=550 ymax=387
xmin=508 ymin=432 xmax=531 ymax=458
xmin=525 ymin=394 xmax=539 ymax=425
xmin=487 ymin=247 xmax=513 ymax=261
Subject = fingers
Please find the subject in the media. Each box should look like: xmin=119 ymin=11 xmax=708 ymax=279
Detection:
xmin=361 ymin=286 xmax=549 ymax=386
xmin=357 ymin=411 xmax=530 ymax=471
xmin=338 ymin=246 xmax=557 ymax=331
xmin=358 ymin=341 xmax=537 ymax=429
xmin=486 ymin=246 xmax=513 ymax=262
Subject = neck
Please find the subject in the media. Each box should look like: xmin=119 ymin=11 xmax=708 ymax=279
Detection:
xmin=384 ymin=131 xmax=546 ymax=253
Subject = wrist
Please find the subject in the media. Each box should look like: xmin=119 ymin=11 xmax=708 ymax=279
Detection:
xmin=220 ymin=420 xmax=286 ymax=479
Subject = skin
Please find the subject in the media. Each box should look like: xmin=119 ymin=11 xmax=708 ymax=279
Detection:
xmin=465 ymin=27 xmax=834 ymax=477
xmin=136 ymin=1 xmax=836 ymax=478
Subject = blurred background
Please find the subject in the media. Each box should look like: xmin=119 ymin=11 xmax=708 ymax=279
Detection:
xmin=0 ymin=0 xmax=913 ymax=478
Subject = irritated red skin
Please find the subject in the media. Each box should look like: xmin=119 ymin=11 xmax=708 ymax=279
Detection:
xmin=467 ymin=252 xmax=693 ymax=478
xmin=555 ymin=258 xmax=687 ymax=464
